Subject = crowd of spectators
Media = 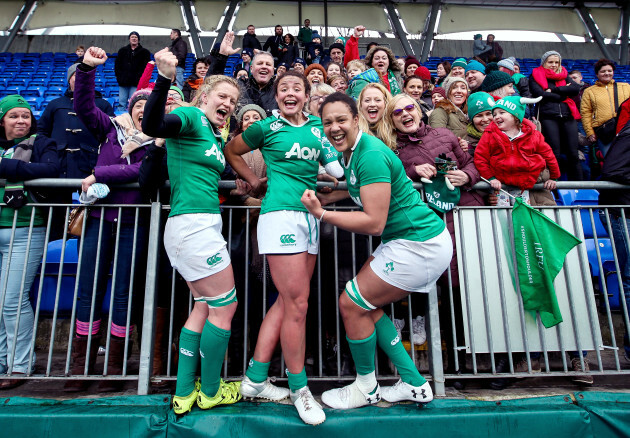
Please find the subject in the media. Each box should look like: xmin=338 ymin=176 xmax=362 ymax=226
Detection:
xmin=0 ymin=23 xmax=629 ymax=400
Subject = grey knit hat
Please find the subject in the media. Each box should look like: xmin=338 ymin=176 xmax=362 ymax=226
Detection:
xmin=541 ymin=50 xmax=561 ymax=66
xmin=497 ymin=58 xmax=515 ymax=72
xmin=67 ymin=63 xmax=79 ymax=83
xmin=236 ymin=104 xmax=266 ymax=123
xmin=442 ymin=76 xmax=468 ymax=97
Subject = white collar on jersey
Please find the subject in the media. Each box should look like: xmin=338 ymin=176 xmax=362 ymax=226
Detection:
xmin=272 ymin=109 xmax=311 ymax=127
xmin=342 ymin=129 xmax=363 ymax=169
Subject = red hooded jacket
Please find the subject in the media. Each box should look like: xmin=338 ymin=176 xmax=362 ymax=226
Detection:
xmin=474 ymin=118 xmax=560 ymax=190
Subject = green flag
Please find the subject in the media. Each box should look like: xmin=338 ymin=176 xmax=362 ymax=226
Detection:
xmin=511 ymin=198 xmax=581 ymax=328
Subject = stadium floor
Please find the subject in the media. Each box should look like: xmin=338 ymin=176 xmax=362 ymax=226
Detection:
xmin=1 ymin=378 xmax=629 ymax=437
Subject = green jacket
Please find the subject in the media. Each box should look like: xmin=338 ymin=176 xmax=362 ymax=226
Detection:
xmin=298 ymin=27 xmax=312 ymax=44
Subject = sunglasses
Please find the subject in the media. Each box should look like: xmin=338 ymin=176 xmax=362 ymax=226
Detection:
xmin=167 ymin=93 xmax=182 ymax=101
xmin=392 ymin=104 xmax=415 ymax=117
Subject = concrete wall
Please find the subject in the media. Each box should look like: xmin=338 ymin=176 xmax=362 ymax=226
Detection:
xmin=0 ymin=34 xmax=620 ymax=63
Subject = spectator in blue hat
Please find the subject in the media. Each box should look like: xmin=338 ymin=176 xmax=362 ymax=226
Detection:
xmin=465 ymin=60 xmax=486 ymax=94
xmin=292 ymin=58 xmax=306 ymax=74
xmin=239 ymin=48 xmax=254 ymax=73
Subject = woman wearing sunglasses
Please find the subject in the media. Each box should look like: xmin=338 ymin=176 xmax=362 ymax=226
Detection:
xmin=301 ymin=92 xmax=452 ymax=409
xmin=382 ymin=94 xmax=485 ymax=388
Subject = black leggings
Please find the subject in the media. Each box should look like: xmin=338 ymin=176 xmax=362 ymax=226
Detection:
xmin=540 ymin=117 xmax=583 ymax=181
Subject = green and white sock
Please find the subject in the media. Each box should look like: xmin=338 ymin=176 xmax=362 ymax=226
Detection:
xmin=287 ymin=367 xmax=308 ymax=392
xmin=175 ymin=328 xmax=201 ymax=397
xmin=245 ymin=358 xmax=270 ymax=384
xmin=375 ymin=314 xmax=426 ymax=387
xmin=347 ymin=331 xmax=378 ymax=393
xmin=199 ymin=320 xmax=231 ymax=397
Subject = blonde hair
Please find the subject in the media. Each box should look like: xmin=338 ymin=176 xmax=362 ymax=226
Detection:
xmin=381 ymin=94 xmax=423 ymax=150
xmin=192 ymin=75 xmax=241 ymax=109
xmin=346 ymin=59 xmax=367 ymax=73
xmin=357 ymin=83 xmax=393 ymax=140
xmin=308 ymin=83 xmax=335 ymax=114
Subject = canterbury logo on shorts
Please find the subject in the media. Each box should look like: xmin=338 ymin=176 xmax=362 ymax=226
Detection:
xmin=207 ymin=253 xmax=223 ymax=267
xmin=180 ymin=348 xmax=194 ymax=357
xmin=280 ymin=234 xmax=296 ymax=246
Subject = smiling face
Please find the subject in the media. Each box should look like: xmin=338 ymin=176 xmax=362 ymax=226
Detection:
xmin=391 ymin=97 xmax=420 ymax=134
xmin=306 ymin=68 xmax=324 ymax=85
xmin=322 ymin=101 xmax=359 ymax=154
xmin=276 ymin=75 xmax=307 ymax=118
xmin=360 ymin=87 xmax=386 ymax=124
xmin=251 ymin=53 xmax=274 ymax=85
xmin=293 ymin=63 xmax=305 ymax=74
xmin=242 ymin=110 xmax=262 ymax=131
xmin=1 ymin=107 xmax=31 ymax=140
xmin=275 ymin=26 xmax=283 ymax=36
xmin=465 ymin=70 xmax=485 ymax=89
xmin=276 ymin=65 xmax=287 ymax=76
xmin=449 ymin=82 xmax=468 ymax=107
xmin=129 ymin=34 xmax=139 ymax=46
xmin=492 ymin=108 xmax=518 ymax=133
xmin=247 ymin=25 xmax=255 ymax=35
xmin=597 ymin=65 xmax=614 ymax=84
xmin=326 ymin=63 xmax=341 ymax=77
xmin=201 ymin=82 xmax=239 ymax=127
xmin=241 ymin=53 xmax=251 ymax=63
xmin=331 ymin=77 xmax=347 ymax=93
xmin=472 ymin=110 xmax=493 ymax=132
xmin=405 ymin=63 xmax=418 ymax=77
xmin=195 ymin=62 xmax=209 ymax=78
xmin=403 ymin=77 xmax=424 ymax=101
xmin=130 ymin=100 xmax=146 ymax=131
xmin=371 ymin=50 xmax=390 ymax=75
xmin=450 ymin=66 xmax=465 ymax=77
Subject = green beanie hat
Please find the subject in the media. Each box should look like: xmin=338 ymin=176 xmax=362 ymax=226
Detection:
xmin=451 ymin=58 xmax=467 ymax=70
xmin=467 ymin=92 xmax=495 ymax=119
xmin=493 ymin=95 xmax=542 ymax=122
xmin=169 ymin=86 xmax=184 ymax=100
xmin=0 ymin=94 xmax=32 ymax=120
xmin=480 ymin=62 xmax=513 ymax=93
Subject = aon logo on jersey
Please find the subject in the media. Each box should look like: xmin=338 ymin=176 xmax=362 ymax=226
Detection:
xmin=205 ymin=144 xmax=226 ymax=166
xmin=285 ymin=142 xmax=321 ymax=161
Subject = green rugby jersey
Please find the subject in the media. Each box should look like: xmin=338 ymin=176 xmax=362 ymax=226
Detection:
xmin=242 ymin=111 xmax=339 ymax=214
xmin=343 ymin=132 xmax=445 ymax=243
xmin=166 ymin=106 xmax=226 ymax=217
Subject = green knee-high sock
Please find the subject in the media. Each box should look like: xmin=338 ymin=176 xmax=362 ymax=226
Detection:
xmin=375 ymin=314 xmax=426 ymax=387
xmin=245 ymin=358 xmax=270 ymax=383
xmin=287 ymin=368 xmax=308 ymax=392
xmin=347 ymin=330 xmax=377 ymax=375
xmin=175 ymin=328 xmax=201 ymax=397
xmin=200 ymin=320 xmax=231 ymax=397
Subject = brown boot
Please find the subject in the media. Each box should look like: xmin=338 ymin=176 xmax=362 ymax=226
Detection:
xmin=152 ymin=308 xmax=169 ymax=387
xmin=64 ymin=334 xmax=100 ymax=392
xmin=97 ymin=336 xmax=127 ymax=393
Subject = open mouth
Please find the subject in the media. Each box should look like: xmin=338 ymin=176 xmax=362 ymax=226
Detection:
xmin=330 ymin=132 xmax=346 ymax=146
xmin=284 ymin=99 xmax=298 ymax=110
xmin=216 ymin=108 xmax=228 ymax=121
xmin=367 ymin=108 xmax=379 ymax=119
xmin=311 ymin=78 xmax=321 ymax=84
xmin=401 ymin=115 xmax=414 ymax=128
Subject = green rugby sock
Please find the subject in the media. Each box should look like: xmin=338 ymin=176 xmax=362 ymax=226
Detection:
xmin=199 ymin=320 xmax=231 ymax=397
xmin=347 ymin=330 xmax=377 ymax=375
xmin=245 ymin=358 xmax=270 ymax=383
xmin=175 ymin=328 xmax=201 ymax=397
xmin=287 ymin=367 xmax=308 ymax=392
xmin=375 ymin=314 xmax=426 ymax=387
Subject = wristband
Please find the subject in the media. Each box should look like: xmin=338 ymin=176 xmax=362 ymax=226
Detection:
xmin=319 ymin=210 xmax=326 ymax=222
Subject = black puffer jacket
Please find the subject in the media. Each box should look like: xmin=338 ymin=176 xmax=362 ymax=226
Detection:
xmin=599 ymin=120 xmax=630 ymax=216
xmin=114 ymin=44 xmax=151 ymax=87
xmin=529 ymin=74 xmax=580 ymax=119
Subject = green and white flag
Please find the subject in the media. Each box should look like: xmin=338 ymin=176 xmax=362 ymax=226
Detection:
xmin=511 ymin=198 xmax=581 ymax=328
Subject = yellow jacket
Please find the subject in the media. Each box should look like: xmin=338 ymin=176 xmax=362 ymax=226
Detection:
xmin=580 ymin=79 xmax=630 ymax=136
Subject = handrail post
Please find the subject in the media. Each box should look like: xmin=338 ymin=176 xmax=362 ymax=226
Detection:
xmin=427 ymin=282 xmax=445 ymax=396
xmin=137 ymin=201 xmax=162 ymax=395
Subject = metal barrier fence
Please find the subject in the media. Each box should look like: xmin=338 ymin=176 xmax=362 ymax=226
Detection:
xmin=0 ymin=180 xmax=628 ymax=397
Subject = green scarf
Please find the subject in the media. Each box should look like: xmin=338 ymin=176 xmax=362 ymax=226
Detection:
xmin=386 ymin=70 xmax=402 ymax=96
xmin=466 ymin=123 xmax=483 ymax=140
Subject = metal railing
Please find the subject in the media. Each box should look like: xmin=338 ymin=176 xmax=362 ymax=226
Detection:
xmin=0 ymin=179 xmax=628 ymax=398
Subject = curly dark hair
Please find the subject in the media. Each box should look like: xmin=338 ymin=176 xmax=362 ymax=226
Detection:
xmin=364 ymin=46 xmax=402 ymax=73
xmin=319 ymin=92 xmax=358 ymax=118
xmin=273 ymin=70 xmax=311 ymax=96
xmin=594 ymin=58 xmax=615 ymax=74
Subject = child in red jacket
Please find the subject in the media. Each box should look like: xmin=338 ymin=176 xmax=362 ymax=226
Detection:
xmin=474 ymin=95 xmax=560 ymax=206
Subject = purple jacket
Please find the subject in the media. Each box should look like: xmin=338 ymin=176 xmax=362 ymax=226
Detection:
xmin=395 ymin=122 xmax=484 ymax=288
xmin=74 ymin=65 xmax=147 ymax=223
